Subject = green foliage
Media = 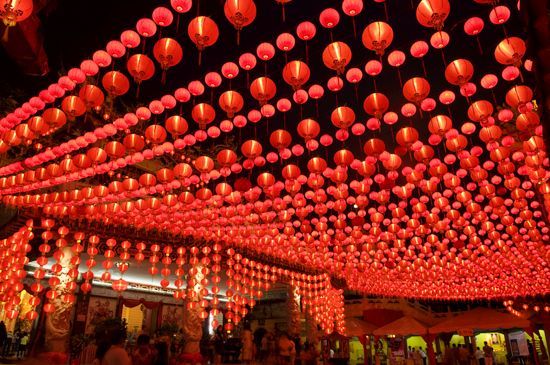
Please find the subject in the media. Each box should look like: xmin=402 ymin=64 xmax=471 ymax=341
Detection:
xmin=69 ymin=333 xmax=91 ymax=358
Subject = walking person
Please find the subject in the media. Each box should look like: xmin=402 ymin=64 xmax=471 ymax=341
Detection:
xmin=419 ymin=348 xmax=427 ymax=365
xmin=131 ymin=334 xmax=154 ymax=365
xmin=17 ymin=333 xmax=29 ymax=359
xmin=241 ymin=323 xmax=254 ymax=364
xmin=278 ymin=332 xmax=296 ymax=365
xmin=212 ymin=325 xmax=225 ymax=365
xmin=475 ymin=347 xmax=484 ymax=365
xmin=483 ymin=342 xmax=494 ymax=365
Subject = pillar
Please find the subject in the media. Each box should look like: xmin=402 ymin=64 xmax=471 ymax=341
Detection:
xmin=44 ymin=246 xmax=76 ymax=355
xmin=423 ymin=334 xmax=438 ymax=365
xmin=181 ymin=298 xmax=203 ymax=356
xmin=288 ymin=285 xmax=301 ymax=337
xmin=526 ymin=330 xmax=541 ymax=365
xmin=536 ymin=329 xmax=548 ymax=361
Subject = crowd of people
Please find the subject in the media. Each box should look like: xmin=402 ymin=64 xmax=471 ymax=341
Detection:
xmin=435 ymin=342 xmax=495 ymax=365
xmin=0 ymin=321 xmax=30 ymax=359
xmin=210 ymin=324 xmax=319 ymax=365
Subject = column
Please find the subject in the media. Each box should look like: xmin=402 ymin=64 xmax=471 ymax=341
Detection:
xmin=44 ymin=246 xmax=77 ymax=354
xmin=423 ymin=334 xmax=438 ymax=365
xmin=288 ymin=285 xmax=301 ymax=337
xmin=526 ymin=329 xmax=541 ymax=365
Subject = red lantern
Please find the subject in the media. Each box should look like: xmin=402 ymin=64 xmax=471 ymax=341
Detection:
xmin=0 ymin=0 xmax=33 ymax=28
xmin=282 ymin=60 xmax=310 ymax=90
xmin=250 ymin=77 xmax=276 ymax=105
xmin=192 ymin=103 xmax=216 ymax=129
xmin=102 ymin=71 xmax=130 ymax=96
xmin=322 ymin=41 xmax=352 ymax=74
xmin=153 ymin=38 xmax=183 ymax=82
xmin=362 ymin=21 xmax=393 ymax=55
xmin=188 ymin=16 xmax=219 ymax=64
xmin=219 ymin=91 xmax=244 ymax=117
xmin=445 ymin=59 xmax=474 ymax=86
xmin=494 ymin=37 xmax=526 ymax=66
xmin=416 ymin=0 xmax=450 ymax=30
xmin=224 ymin=0 xmax=256 ymax=44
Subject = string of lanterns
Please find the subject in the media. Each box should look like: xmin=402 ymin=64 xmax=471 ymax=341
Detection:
xmin=0 ymin=0 xmax=547 ymax=304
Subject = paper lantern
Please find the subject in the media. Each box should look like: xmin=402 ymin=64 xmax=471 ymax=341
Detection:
xmin=282 ymin=60 xmax=310 ymax=90
xmin=0 ymin=0 xmax=32 ymax=27
xmin=219 ymin=91 xmax=244 ymax=117
xmin=416 ymin=0 xmax=450 ymax=30
xmin=224 ymin=0 xmax=256 ymax=44
xmin=362 ymin=21 xmax=393 ymax=55
xmin=322 ymin=41 xmax=352 ymax=74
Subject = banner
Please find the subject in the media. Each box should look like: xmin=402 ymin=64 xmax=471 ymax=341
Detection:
xmin=508 ymin=331 xmax=529 ymax=357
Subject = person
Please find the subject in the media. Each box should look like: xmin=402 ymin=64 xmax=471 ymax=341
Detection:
xmin=475 ymin=347 xmax=484 ymax=365
xmin=18 ymin=332 xmax=29 ymax=359
xmin=458 ymin=344 xmax=469 ymax=365
xmin=293 ymin=336 xmax=302 ymax=365
xmin=132 ymin=334 xmax=154 ymax=365
xmin=413 ymin=347 xmax=422 ymax=365
xmin=95 ymin=325 xmax=131 ymax=365
xmin=278 ymin=332 xmax=296 ymax=365
xmin=260 ymin=331 xmax=269 ymax=361
xmin=303 ymin=342 xmax=319 ymax=365
xmin=0 ymin=321 xmax=6 ymax=358
xmin=419 ymin=348 xmax=427 ymax=365
xmin=483 ymin=342 xmax=494 ymax=365
xmin=212 ymin=325 xmax=225 ymax=365
xmin=241 ymin=323 xmax=254 ymax=364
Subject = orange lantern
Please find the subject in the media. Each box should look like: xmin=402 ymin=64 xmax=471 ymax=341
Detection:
xmin=61 ymin=96 xmax=86 ymax=120
xmin=250 ymin=77 xmax=276 ymax=105
xmin=270 ymin=129 xmax=292 ymax=150
xmin=192 ymin=103 xmax=216 ymax=129
xmin=331 ymin=106 xmax=355 ymax=129
xmin=362 ymin=21 xmax=393 ymax=55
xmin=145 ymin=125 xmax=167 ymax=144
xmin=282 ymin=60 xmax=310 ymax=90
xmin=42 ymin=108 xmax=67 ymax=128
xmin=444 ymin=59 xmax=474 ymax=86
xmin=428 ymin=115 xmax=452 ymax=135
xmin=104 ymin=141 xmax=125 ymax=158
xmin=1 ymin=0 xmax=32 ymax=28
xmin=127 ymin=54 xmax=155 ymax=92
xmin=363 ymin=138 xmax=385 ymax=157
xmin=79 ymin=85 xmax=105 ymax=109
xmin=188 ymin=16 xmax=219 ymax=64
xmin=153 ymin=38 xmax=183 ymax=83
xmin=165 ymin=115 xmax=189 ymax=137
xmin=494 ymin=37 xmax=526 ymax=66
xmin=224 ymin=0 xmax=256 ymax=44
xmin=102 ymin=71 xmax=130 ymax=96
xmin=416 ymin=0 xmax=450 ymax=30
xmin=403 ymin=77 xmax=430 ymax=104
xmin=219 ymin=90 xmax=244 ymax=117
xmin=322 ymin=41 xmax=352 ymax=74
xmin=195 ymin=156 xmax=215 ymax=173
xmin=505 ymin=85 xmax=532 ymax=109
xmin=123 ymin=134 xmax=145 ymax=152
xmin=467 ymin=100 xmax=493 ymax=123
xmin=297 ymin=119 xmax=320 ymax=141
xmin=396 ymin=127 xmax=419 ymax=149
xmin=241 ymin=140 xmax=262 ymax=159
xmin=217 ymin=149 xmax=238 ymax=166
xmin=363 ymin=93 xmax=389 ymax=119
